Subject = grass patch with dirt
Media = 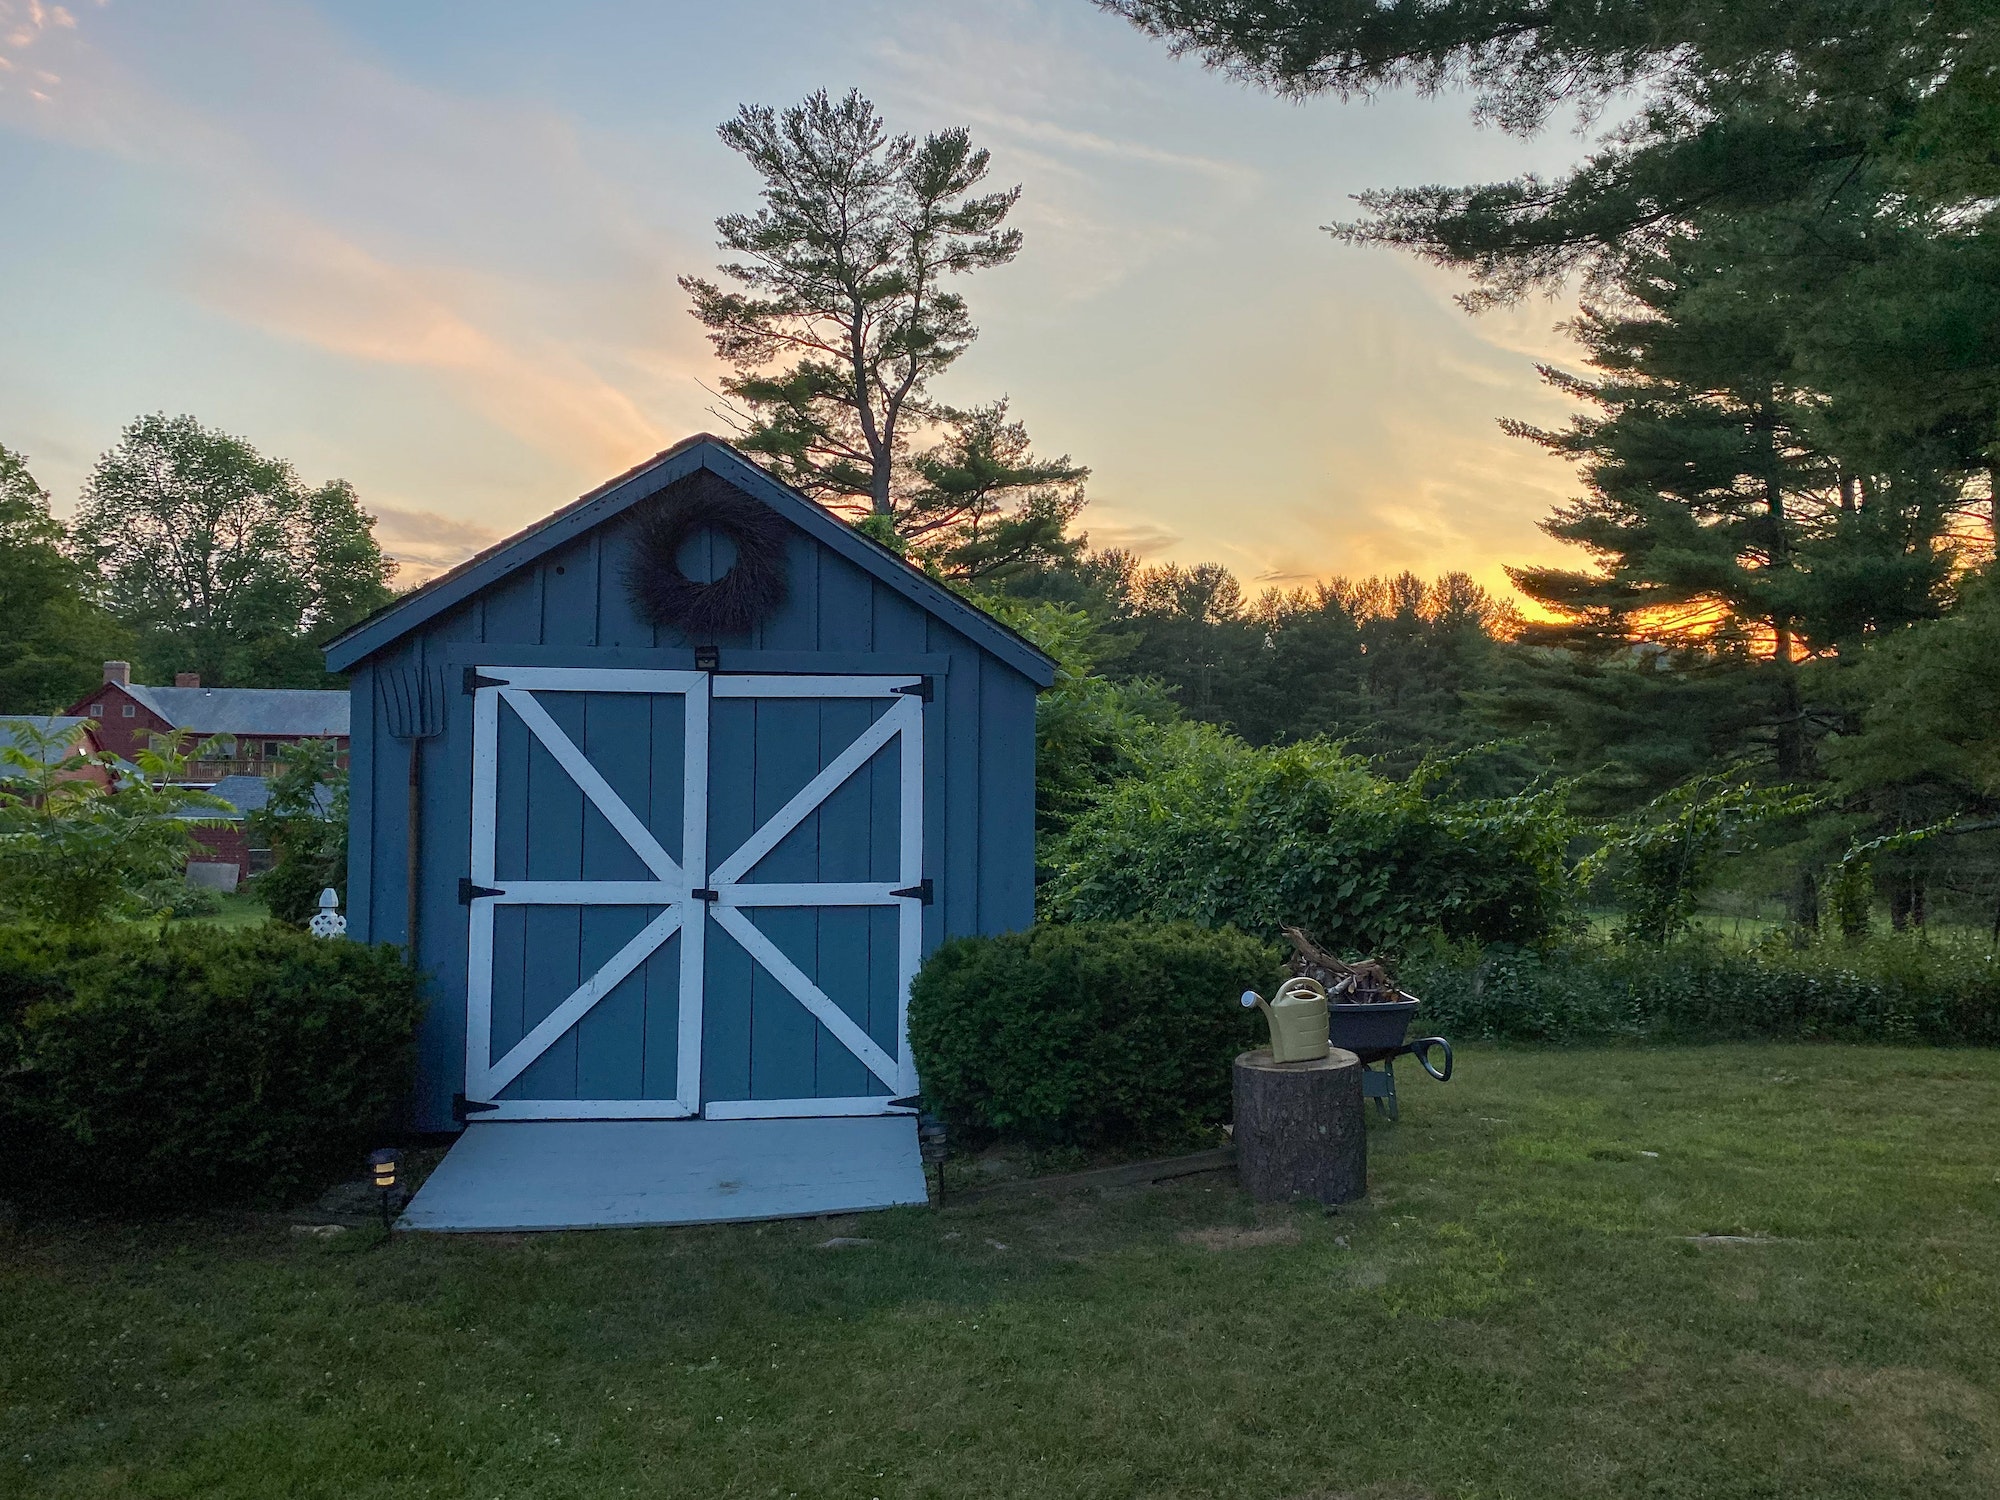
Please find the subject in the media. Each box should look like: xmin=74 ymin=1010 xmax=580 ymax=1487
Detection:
xmin=3 ymin=1044 xmax=1998 ymax=1499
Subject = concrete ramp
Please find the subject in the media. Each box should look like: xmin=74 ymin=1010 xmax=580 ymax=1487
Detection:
xmin=400 ymin=1116 xmax=928 ymax=1232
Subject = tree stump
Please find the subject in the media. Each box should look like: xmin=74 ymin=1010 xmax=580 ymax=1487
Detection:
xmin=1232 ymin=1047 xmax=1366 ymax=1205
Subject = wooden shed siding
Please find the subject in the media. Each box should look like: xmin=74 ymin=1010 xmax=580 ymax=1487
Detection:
xmin=978 ymin=665 xmax=1038 ymax=933
xmin=355 ymin=522 xmax=1038 ymax=1131
xmin=346 ymin=659 xmax=376 ymax=940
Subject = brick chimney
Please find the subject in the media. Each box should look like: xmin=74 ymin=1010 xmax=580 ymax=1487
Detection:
xmin=103 ymin=660 xmax=130 ymax=687
xmin=175 ymin=672 xmax=201 ymax=688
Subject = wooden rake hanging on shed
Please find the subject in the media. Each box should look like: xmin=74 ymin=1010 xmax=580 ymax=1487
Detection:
xmin=381 ymin=665 xmax=447 ymax=956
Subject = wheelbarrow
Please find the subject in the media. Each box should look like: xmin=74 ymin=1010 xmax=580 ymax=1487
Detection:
xmin=1326 ymin=993 xmax=1452 ymax=1121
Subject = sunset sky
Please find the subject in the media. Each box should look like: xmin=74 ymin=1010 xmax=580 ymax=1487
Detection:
xmin=0 ymin=0 xmax=1597 ymax=595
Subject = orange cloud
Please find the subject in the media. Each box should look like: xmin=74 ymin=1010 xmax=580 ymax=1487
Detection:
xmin=190 ymin=215 xmax=670 ymax=473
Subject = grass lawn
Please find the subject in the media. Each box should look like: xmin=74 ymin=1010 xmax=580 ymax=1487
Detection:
xmin=4 ymin=1045 xmax=1999 ymax=1499
xmin=180 ymin=891 xmax=271 ymax=931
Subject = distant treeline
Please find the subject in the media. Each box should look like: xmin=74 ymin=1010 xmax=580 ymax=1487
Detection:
xmin=1007 ymin=553 xmax=1512 ymax=773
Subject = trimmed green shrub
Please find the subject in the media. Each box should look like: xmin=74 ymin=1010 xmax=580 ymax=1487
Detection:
xmin=147 ymin=881 xmax=224 ymax=920
xmin=0 ymin=924 xmax=424 ymax=1211
xmin=1401 ymin=932 xmax=2000 ymax=1046
xmin=907 ymin=920 xmax=1285 ymax=1147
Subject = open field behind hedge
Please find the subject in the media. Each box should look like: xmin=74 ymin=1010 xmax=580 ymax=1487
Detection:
xmin=4 ymin=1044 xmax=1999 ymax=1499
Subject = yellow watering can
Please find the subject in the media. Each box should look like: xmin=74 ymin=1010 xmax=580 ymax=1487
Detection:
xmin=1240 ymin=976 xmax=1331 ymax=1063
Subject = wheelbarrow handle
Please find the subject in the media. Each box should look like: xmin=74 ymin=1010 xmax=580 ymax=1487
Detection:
xmin=1410 ymin=1037 xmax=1453 ymax=1082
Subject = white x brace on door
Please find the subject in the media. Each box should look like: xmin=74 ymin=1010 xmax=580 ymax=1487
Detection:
xmin=463 ymin=667 xmax=926 ymax=1121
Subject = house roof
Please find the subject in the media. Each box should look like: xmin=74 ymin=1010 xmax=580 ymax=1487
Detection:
xmin=322 ymin=434 xmax=1058 ymax=687
xmin=0 ymin=716 xmax=93 ymax=766
xmin=195 ymin=773 xmax=335 ymax=820
xmin=123 ymin=685 xmax=350 ymax=737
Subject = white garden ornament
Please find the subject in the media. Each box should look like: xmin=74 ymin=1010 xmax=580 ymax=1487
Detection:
xmin=309 ymin=887 xmax=348 ymax=940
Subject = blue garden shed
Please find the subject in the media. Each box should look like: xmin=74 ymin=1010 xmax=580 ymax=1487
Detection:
xmin=324 ymin=435 xmax=1054 ymax=1230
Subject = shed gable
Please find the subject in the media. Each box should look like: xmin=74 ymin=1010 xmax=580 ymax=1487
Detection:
xmin=326 ymin=436 xmax=1055 ymax=687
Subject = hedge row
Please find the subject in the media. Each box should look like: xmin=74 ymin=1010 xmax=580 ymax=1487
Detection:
xmin=908 ymin=922 xmax=2000 ymax=1150
xmin=1401 ymin=933 xmax=2000 ymax=1047
xmin=0 ymin=925 xmax=424 ymax=1211
xmin=15 ymin=915 xmax=1991 ymax=1204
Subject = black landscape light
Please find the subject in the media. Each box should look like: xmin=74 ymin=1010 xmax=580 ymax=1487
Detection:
xmin=368 ymin=1148 xmax=401 ymax=1232
xmin=891 ymin=1094 xmax=948 ymax=1205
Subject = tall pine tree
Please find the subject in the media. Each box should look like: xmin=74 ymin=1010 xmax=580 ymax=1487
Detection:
xmin=682 ymin=90 xmax=1089 ymax=577
xmin=1498 ymin=224 xmax=1958 ymax=795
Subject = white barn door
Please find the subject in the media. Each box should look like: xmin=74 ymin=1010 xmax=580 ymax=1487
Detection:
xmin=463 ymin=667 xmax=925 ymax=1122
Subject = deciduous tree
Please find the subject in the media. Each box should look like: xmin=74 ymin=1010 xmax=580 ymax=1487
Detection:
xmin=0 ymin=443 xmax=129 ymax=714
xmin=0 ymin=722 xmax=231 ymax=929
xmin=70 ymin=415 xmax=395 ymax=688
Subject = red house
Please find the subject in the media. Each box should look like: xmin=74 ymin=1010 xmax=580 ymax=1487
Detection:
xmin=59 ymin=663 xmax=350 ymax=890
xmin=185 ymin=774 xmax=336 ymax=889
xmin=64 ymin=661 xmax=350 ymax=775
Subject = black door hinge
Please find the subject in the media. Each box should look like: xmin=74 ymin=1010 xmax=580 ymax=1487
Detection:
xmin=453 ymin=1093 xmax=501 ymax=1123
xmin=691 ymin=887 xmax=719 ymax=902
xmin=892 ymin=677 xmax=934 ymax=702
xmin=459 ymin=878 xmax=504 ymax=904
xmin=891 ymin=878 xmax=933 ymax=904
xmin=462 ymin=667 xmax=508 ymax=694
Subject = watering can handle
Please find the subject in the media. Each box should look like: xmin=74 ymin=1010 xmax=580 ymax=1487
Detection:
xmin=1411 ymin=1037 xmax=1454 ymax=1082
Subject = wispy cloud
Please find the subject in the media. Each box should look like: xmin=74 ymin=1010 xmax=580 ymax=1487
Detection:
xmin=189 ymin=213 xmax=668 ymax=471
xmin=368 ymin=502 xmax=504 ymax=580
xmin=0 ymin=2 xmax=226 ymax=155
xmin=0 ymin=0 xmax=704 ymax=494
xmin=0 ymin=0 xmax=81 ymax=106
xmin=867 ymin=5 xmax=1261 ymax=303
xmin=1084 ymin=514 xmax=1184 ymax=557
xmin=0 ymin=1 xmax=76 ymax=54
xmin=956 ymin=100 xmax=1254 ymax=184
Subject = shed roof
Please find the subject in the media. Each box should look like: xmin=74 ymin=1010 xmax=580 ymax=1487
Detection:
xmin=323 ymin=435 xmax=1058 ymax=686
xmin=123 ymin=685 xmax=350 ymax=737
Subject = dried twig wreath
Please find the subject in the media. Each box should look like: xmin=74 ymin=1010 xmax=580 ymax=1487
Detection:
xmin=623 ymin=472 xmax=791 ymax=638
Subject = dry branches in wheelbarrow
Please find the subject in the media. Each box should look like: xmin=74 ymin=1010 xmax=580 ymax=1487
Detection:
xmin=1281 ymin=925 xmax=1397 ymax=1003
